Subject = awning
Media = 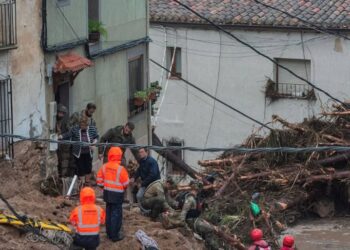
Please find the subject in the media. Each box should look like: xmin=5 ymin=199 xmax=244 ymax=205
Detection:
xmin=53 ymin=52 xmax=93 ymax=74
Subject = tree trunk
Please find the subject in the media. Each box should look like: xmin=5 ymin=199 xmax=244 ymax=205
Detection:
xmin=315 ymin=152 xmax=350 ymax=166
xmin=152 ymin=132 xmax=200 ymax=179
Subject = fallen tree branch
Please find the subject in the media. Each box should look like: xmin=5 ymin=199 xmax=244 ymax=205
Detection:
xmin=272 ymin=115 xmax=307 ymax=132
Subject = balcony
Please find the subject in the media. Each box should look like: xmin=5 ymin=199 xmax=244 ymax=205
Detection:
xmin=0 ymin=0 xmax=16 ymax=50
xmin=266 ymin=80 xmax=316 ymax=100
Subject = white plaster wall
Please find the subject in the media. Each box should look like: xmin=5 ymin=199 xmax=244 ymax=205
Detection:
xmin=150 ymin=25 xmax=350 ymax=169
xmin=1 ymin=0 xmax=46 ymax=137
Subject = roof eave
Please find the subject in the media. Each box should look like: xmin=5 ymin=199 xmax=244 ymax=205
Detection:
xmin=150 ymin=20 xmax=350 ymax=33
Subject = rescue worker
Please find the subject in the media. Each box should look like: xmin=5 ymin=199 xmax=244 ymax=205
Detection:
xmin=141 ymin=178 xmax=176 ymax=220
xmin=56 ymin=104 xmax=71 ymax=177
xmin=280 ymin=235 xmax=295 ymax=250
xmin=162 ymin=181 xmax=201 ymax=228
xmin=130 ymin=147 xmax=160 ymax=205
xmin=69 ymin=187 xmax=105 ymax=250
xmin=70 ymin=103 xmax=97 ymax=128
xmin=96 ymin=147 xmax=129 ymax=242
xmin=248 ymin=228 xmax=271 ymax=250
xmin=98 ymin=122 xmax=137 ymax=163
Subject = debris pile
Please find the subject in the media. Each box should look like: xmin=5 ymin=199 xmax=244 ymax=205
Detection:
xmin=198 ymin=104 xmax=350 ymax=248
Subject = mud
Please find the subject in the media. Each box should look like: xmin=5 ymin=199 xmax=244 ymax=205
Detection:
xmin=0 ymin=142 xmax=204 ymax=250
xmin=283 ymin=218 xmax=350 ymax=250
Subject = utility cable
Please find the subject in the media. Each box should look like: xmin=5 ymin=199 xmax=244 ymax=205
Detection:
xmin=3 ymin=134 xmax=350 ymax=154
xmin=254 ymin=0 xmax=350 ymax=41
xmin=56 ymin=4 xmax=81 ymax=41
xmin=150 ymin=58 xmax=273 ymax=130
xmin=171 ymin=0 xmax=345 ymax=106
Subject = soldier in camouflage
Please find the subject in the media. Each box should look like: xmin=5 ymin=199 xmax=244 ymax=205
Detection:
xmin=141 ymin=179 xmax=177 ymax=220
xmin=69 ymin=103 xmax=97 ymax=128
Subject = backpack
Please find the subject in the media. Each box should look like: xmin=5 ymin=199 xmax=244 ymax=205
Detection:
xmin=175 ymin=191 xmax=203 ymax=218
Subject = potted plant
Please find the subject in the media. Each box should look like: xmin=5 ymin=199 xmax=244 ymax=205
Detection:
xmin=133 ymin=90 xmax=148 ymax=106
xmin=151 ymin=81 xmax=162 ymax=91
xmin=88 ymin=20 xmax=108 ymax=42
xmin=149 ymin=81 xmax=162 ymax=99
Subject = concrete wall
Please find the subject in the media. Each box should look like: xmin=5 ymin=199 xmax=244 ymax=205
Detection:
xmin=98 ymin=0 xmax=148 ymax=50
xmin=149 ymin=25 xmax=350 ymax=169
xmin=0 ymin=0 xmax=46 ymax=137
xmin=45 ymin=43 xmax=149 ymax=141
xmin=46 ymin=0 xmax=88 ymax=47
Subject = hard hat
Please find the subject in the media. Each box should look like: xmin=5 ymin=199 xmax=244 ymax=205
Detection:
xmin=283 ymin=235 xmax=295 ymax=247
xmin=250 ymin=228 xmax=263 ymax=241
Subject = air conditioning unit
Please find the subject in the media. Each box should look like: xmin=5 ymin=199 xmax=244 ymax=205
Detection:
xmin=49 ymin=101 xmax=57 ymax=132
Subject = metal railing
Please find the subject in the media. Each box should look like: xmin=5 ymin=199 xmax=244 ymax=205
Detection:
xmin=0 ymin=77 xmax=13 ymax=159
xmin=0 ymin=0 xmax=16 ymax=49
xmin=269 ymin=82 xmax=315 ymax=99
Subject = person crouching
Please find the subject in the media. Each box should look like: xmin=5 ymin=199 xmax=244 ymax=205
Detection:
xmin=69 ymin=187 xmax=105 ymax=250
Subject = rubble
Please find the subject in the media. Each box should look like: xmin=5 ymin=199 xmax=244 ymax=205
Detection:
xmin=198 ymin=103 xmax=350 ymax=248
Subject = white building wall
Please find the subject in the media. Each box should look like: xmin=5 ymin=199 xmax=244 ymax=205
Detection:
xmin=150 ymin=25 xmax=350 ymax=169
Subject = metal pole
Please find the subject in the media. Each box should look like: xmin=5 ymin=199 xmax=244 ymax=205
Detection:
xmin=66 ymin=175 xmax=78 ymax=197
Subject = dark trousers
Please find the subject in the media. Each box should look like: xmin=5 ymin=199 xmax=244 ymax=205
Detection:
xmin=106 ymin=203 xmax=123 ymax=240
xmin=71 ymin=234 xmax=100 ymax=250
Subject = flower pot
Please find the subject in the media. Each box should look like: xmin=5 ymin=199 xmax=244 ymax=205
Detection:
xmin=148 ymin=92 xmax=157 ymax=101
xmin=134 ymin=97 xmax=145 ymax=106
xmin=89 ymin=32 xmax=100 ymax=43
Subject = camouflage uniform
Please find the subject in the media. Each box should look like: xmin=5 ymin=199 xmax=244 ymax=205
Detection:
xmin=98 ymin=125 xmax=136 ymax=163
xmin=141 ymin=180 xmax=175 ymax=219
xmin=165 ymin=193 xmax=197 ymax=227
xmin=69 ymin=110 xmax=96 ymax=128
xmin=56 ymin=106 xmax=72 ymax=177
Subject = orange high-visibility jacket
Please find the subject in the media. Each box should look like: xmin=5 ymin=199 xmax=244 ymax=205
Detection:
xmin=96 ymin=147 xmax=129 ymax=193
xmin=69 ymin=187 xmax=105 ymax=236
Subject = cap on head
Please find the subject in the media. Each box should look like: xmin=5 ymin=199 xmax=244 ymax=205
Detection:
xmin=283 ymin=235 xmax=295 ymax=247
xmin=250 ymin=228 xmax=263 ymax=241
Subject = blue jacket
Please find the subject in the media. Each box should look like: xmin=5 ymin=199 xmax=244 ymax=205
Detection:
xmin=134 ymin=156 xmax=160 ymax=188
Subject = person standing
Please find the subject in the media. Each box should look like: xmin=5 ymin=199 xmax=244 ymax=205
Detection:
xmin=98 ymin=122 xmax=137 ymax=163
xmin=69 ymin=187 xmax=105 ymax=250
xmin=96 ymin=147 xmax=129 ymax=242
xmin=60 ymin=116 xmax=99 ymax=184
xmin=70 ymin=103 xmax=97 ymax=128
xmin=55 ymin=104 xmax=71 ymax=177
xmin=130 ymin=148 xmax=160 ymax=205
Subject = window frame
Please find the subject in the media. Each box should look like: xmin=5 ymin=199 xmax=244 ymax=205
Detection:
xmin=128 ymin=55 xmax=145 ymax=117
xmin=167 ymin=47 xmax=182 ymax=79
xmin=164 ymin=138 xmax=186 ymax=176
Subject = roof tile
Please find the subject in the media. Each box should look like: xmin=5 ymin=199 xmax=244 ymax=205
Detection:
xmin=150 ymin=0 xmax=350 ymax=29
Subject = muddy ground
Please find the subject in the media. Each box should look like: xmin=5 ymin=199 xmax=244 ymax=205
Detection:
xmin=0 ymin=142 xmax=204 ymax=250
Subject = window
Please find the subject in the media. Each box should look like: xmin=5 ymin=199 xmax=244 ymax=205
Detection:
xmin=128 ymin=56 xmax=144 ymax=116
xmin=271 ymin=58 xmax=314 ymax=99
xmin=167 ymin=47 xmax=181 ymax=78
xmin=88 ymin=0 xmax=99 ymax=21
xmin=0 ymin=0 xmax=16 ymax=49
xmin=0 ymin=76 xmax=13 ymax=159
xmin=165 ymin=139 xmax=185 ymax=176
xmin=56 ymin=0 xmax=70 ymax=7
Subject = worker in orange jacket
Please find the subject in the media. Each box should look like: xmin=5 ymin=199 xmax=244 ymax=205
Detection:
xmin=69 ymin=187 xmax=105 ymax=250
xmin=96 ymin=146 xmax=129 ymax=242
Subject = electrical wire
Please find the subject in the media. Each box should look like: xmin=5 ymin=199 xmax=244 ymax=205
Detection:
xmin=56 ymin=4 xmax=81 ymax=41
xmin=171 ymin=0 xmax=345 ymax=106
xmin=254 ymin=0 xmax=350 ymax=41
xmin=150 ymin=58 xmax=273 ymax=131
xmin=2 ymin=134 xmax=350 ymax=154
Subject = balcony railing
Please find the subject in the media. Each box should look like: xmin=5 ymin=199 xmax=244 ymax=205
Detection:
xmin=0 ymin=0 xmax=16 ymax=49
xmin=0 ymin=76 xmax=13 ymax=159
xmin=266 ymin=82 xmax=316 ymax=100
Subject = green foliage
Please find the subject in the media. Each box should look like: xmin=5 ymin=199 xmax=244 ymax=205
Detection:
xmin=134 ymin=90 xmax=148 ymax=101
xmin=88 ymin=20 xmax=108 ymax=39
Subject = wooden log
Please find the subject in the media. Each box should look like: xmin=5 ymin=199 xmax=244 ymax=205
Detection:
xmin=315 ymin=152 xmax=350 ymax=166
xmin=272 ymin=115 xmax=306 ymax=132
xmin=322 ymin=111 xmax=350 ymax=116
xmin=274 ymin=193 xmax=309 ymax=211
xmin=215 ymin=157 xmax=247 ymax=197
xmin=198 ymin=155 xmax=245 ymax=167
xmin=303 ymin=170 xmax=350 ymax=185
xmin=174 ymin=184 xmax=221 ymax=192
xmin=321 ymin=134 xmax=346 ymax=144
xmin=152 ymin=132 xmax=200 ymax=179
